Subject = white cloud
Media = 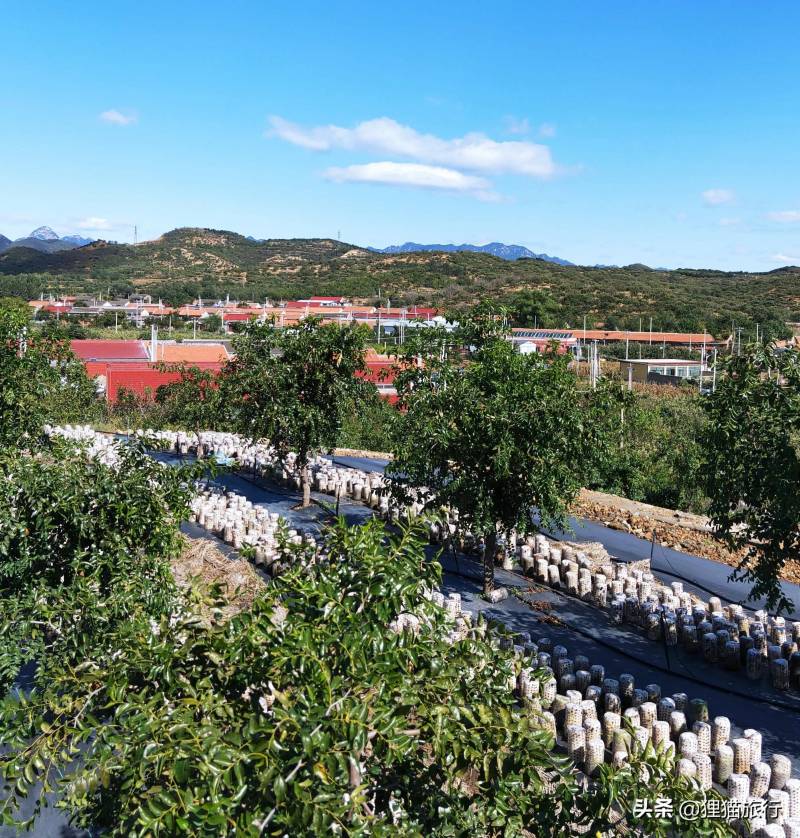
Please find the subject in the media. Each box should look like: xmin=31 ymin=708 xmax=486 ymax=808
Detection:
xmin=76 ymin=217 xmax=116 ymax=231
xmin=503 ymin=118 xmax=556 ymax=138
xmin=719 ymin=217 xmax=741 ymax=227
xmin=767 ymin=210 xmax=800 ymax=223
xmin=504 ymin=116 xmax=530 ymax=135
xmin=772 ymin=253 xmax=800 ymax=264
xmin=268 ymin=115 xmax=558 ymax=178
xmin=99 ymin=109 xmax=137 ymax=126
xmin=324 ymin=162 xmax=499 ymax=200
xmin=702 ymin=188 xmax=735 ymax=206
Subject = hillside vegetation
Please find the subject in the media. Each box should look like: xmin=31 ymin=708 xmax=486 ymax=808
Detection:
xmin=2 ymin=227 xmax=799 ymax=336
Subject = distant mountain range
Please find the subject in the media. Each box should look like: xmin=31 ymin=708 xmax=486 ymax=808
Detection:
xmin=371 ymin=241 xmax=574 ymax=265
xmin=0 ymin=226 xmax=95 ymax=255
xmin=0 ymin=229 xmax=590 ymax=267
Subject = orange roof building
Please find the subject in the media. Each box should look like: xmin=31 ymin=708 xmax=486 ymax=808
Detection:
xmin=510 ymin=328 xmax=720 ymax=347
xmin=154 ymin=342 xmax=229 ymax=363
xmin=577 ymin=329 xmax=717 ymax=345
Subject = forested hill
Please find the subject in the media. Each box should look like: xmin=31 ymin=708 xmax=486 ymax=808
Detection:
xmin=1 ymin=226 xmax=799 ymax=336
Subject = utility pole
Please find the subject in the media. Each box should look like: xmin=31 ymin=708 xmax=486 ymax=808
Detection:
xmin=649 ymin=317 xmax=653 ymax=346
xmin=589 ymin=342 xmax=593 ymax=388
xmin=625 ymin=333 xmax=629 ymax=360
xmin=712 ymin=348 xmax=718 ymax=392
xmin=699 ymin=342 xmax=706 ymax=393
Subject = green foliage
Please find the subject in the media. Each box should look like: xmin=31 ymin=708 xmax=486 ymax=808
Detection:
xmin=221 ymin=317 xmax=371 ymax=505
xmin=508 ymin=289 xmax=560 ymax=328
xmin=155 ymin=364 xmax=221 ymax=431
xmin=338 ymin=387 xmax=397 ymax=453
xmin=39 ymin=317 xmax=89 ymax=339
xmin=0 ymin=303 xmax=101 ymax=446
xmin=108 ymin=386 xmax=163 ymax=429
xmin=454 ymin=299 xmax=512 ymax=347
xmin=202 ymin=313 xmax=222 ymax=333
xmin=0 ymin=438 xmax=201 ymax=695
xmin=0 ymin=295 xmax=31 ymax=320
xmin=1 ymin=490 xmax=731 ymax=837
xmin=586 ymin=385 xmax=709 ymax=513
xmin=390 ymin=316 xmax=606 ymax=594
xmin=586 ymin=728 xmax=730 ymax=837
xmin=703 ymin=345 xmax=800 ymax=612
xmin=598 ymin=341 xmax=708 ymax=362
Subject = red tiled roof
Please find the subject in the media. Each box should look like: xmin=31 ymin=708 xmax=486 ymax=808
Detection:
xmin=71 ymin=340 xmax=149 ymax=361
xmin=223 ymin=311 xmax=261 ymax=322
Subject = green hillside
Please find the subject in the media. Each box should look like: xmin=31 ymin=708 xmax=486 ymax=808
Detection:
xmin=2 ymin=227 xmax=799 ymax=337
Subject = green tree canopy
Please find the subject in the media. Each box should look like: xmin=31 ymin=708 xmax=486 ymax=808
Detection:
xmin=1 ymin=500 xmax=727 ymax=836
xmin=390 ymin=314 xmax=608 ymax=595
xmin=703 ymin=344 xmax=800 ymax=612
xmin=0 ymin=332 xmax=728 ymax=836
xmin=202 ymin=313 xmax=223 ymax=333
xmin=220 ymin=317 xmax=371 ymax=506
xmin=508 ymin=289 xmax=561 ymax=329
xmin=155 ymin=364 xmax=221 ymax=432
xmin=0 ymin=300 xmax=100 ymax=447
xmin=0 ymin=295 xmax=31 ymax=321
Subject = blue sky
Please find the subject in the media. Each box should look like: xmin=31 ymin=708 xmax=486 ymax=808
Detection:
xmin=2 ymin=1 xmax=799 ymax=270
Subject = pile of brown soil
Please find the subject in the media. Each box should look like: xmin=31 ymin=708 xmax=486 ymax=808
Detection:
xmin=572 ymin=493 xmax=800 ymax=586
xmin=171 ymin=536 xmax=266 ymax=619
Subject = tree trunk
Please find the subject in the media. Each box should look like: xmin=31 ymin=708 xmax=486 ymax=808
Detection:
xmin=301 ymin=463 xmax=311 ymax=508
xmin=482 ymin=529 xmax=497 ymax=596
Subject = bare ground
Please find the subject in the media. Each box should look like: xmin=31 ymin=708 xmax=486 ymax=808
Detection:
xmin=171 ymin=536 xmax=266 ymax=619
xmin=573 ymin=490 xmax=800 ymax=586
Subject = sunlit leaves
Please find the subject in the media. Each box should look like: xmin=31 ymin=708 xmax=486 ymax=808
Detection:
xmin=703 ymin=345 xmax=800 ymax=612
xmin=390 ymin=312 xmax=605 ymax=592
